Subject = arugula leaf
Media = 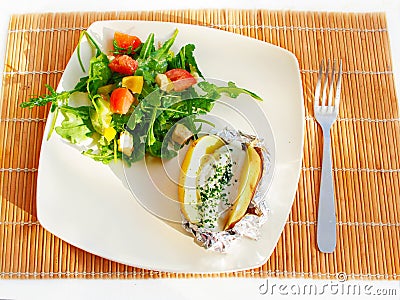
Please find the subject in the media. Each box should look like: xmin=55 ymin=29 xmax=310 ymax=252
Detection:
xmin=198 ymin=81 xmax=262 ymax=101
xmin=136 ymin=30 xmax=178 ymax=84
xmin=139 ymin=33 xmax=155 ymax=59
xmin=55 ymin=106 xmax=92 ymax=144
xmin=129 ymin=131 xmax=146 ymax=162
xmin=87 ymin=53 xmax=112 ymax=97
xmin=83 ymin=144 xmax=120 ymax=164
xmin=20 ymin=84 xmax=71 ymax=109
xmin=145 ymin=89 xmax=162 ymax=106
xmin=129 ymin=78 xmax=262 ymax=160
xmin=140 ymin=80 xmax=158 ymax=98
xmin=168 ymin=44 xmax=203 ymax=78
xmin=112 ymin=114 xmax=131 ymax=133
xmin=154 ymin=29 xmax=178 ymax=60
xmin=126 ymin=106 xmax=144 ymax=131
xmin=74 ymin=76 xmax=89 ymax=92
xmin=147 ymin=140 xmax=162 ymax=157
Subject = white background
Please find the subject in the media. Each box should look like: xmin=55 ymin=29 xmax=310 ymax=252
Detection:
xmin=0 ymin=1 xmax=399 ymax=299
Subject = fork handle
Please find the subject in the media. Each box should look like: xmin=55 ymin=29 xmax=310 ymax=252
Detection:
xmin=317 ymin=129 xmax=337 ymax=253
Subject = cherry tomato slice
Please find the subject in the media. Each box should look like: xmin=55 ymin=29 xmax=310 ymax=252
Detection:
xmin=110 ymin=87 xmax=135 ymax=114
xmin=109 ymin=55 xmax=138 ymax=75
xmin=113 ymin=32 xmax=141 ymax=54
xmin=165 ymin=69 xmax=197 ymax=92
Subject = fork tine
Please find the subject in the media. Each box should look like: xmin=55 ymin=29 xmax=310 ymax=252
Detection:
xmin=314 ymin=59 xmax=324 ymax=107
xmin=321 ymin=58 xmax=330 ymax=107
xmin=334 ymin=60 xmax=343 ymax=112
xmin=328 ymin=59 xmax=336 ymax=107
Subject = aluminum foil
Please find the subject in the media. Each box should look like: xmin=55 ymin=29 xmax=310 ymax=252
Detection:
xmin=182 ymin=128 xmax=272 ymax=252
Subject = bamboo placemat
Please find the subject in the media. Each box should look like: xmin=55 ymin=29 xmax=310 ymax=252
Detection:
xmin=0 ymin=10 xmax=399 ymax=280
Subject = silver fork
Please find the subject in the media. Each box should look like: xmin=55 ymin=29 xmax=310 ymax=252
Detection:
xmin=314 ymin=59 xmax=342 ymax=253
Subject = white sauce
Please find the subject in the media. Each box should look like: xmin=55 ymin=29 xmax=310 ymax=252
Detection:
xmin=195 ymin=140 xmax=247 ymax=231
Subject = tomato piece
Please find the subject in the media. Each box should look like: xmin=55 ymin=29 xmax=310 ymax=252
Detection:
xmin=165 ymin=69 xmax=197 ymax=92
xmin=110 ymin=88 xmax=135 ymax=114
xmin=109 ymin=55 xmax=138 ymax=75
xmin=113 ymin=32 xmax=141 ymax=54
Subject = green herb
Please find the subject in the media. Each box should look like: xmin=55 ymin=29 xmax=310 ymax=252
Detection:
xmin=112 ymin=113 xmax=131 ymax=133
xmin=168 ymin=44 xmax=203 ymax=78
xmin=20 ymin=85 xmax=70 ymax=109
xmin=83 ymin=144 xmax=119 ymax=164
xmin=198 ymin=81 xmax=262 ymax=101
xmin=197 ymin=153 xmax=234 ymax=228
xmin=20 ymin=85 xmax=74 ymax=140
xmin=87 ymin=53 xmax=112 ymax=97
xmin=139 ymin=33 xmax=155 ymax=59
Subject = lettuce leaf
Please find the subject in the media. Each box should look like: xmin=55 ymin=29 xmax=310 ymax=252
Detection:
xmin=55 ymin=106 xmax=92 ymax=144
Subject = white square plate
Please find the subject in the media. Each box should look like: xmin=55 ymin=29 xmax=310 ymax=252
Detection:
xmin=37 ymin=21 xmax=304 ymax=273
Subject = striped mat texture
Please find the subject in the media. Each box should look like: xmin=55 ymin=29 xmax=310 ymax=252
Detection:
xmin=0 ymin=10 xmax=399 ymax=279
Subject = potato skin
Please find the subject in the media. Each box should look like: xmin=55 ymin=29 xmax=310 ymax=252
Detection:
xmin=224 ymin=145 xmax=263 ymax=230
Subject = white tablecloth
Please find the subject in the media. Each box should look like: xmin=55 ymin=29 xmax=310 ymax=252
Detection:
xmin=0 ymin=0 xmax=399 ymax=299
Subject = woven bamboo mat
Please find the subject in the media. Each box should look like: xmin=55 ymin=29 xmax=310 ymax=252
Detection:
xmin=0 ymin=10 xmax=399 ymax=280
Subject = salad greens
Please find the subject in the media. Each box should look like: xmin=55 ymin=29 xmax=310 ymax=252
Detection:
xmin=21 ymin=29 xmax=262 ymax=165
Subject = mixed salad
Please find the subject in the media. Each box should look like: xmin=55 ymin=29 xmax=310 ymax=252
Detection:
xmin=21 ymin=29 xmax=262 ymax=164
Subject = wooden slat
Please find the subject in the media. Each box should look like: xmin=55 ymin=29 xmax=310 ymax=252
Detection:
xmin=0 ymin=10 xmax=399 ymax=279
